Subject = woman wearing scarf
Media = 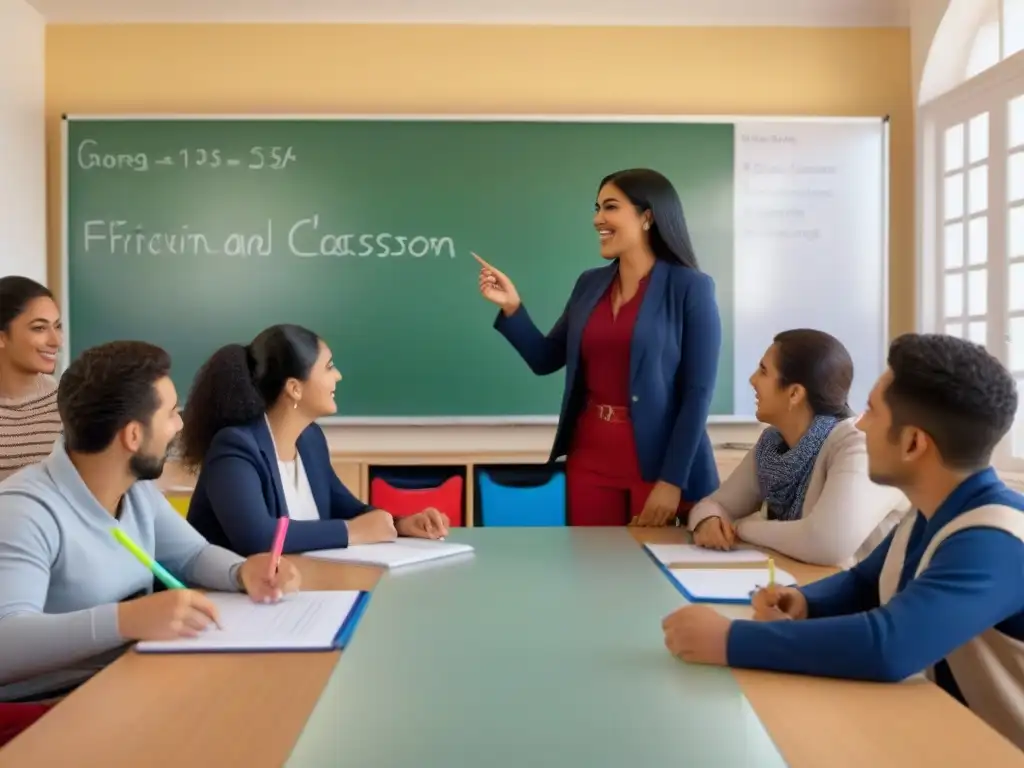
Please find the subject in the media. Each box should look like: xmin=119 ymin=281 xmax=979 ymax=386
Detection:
xmin=688 ymin=329 xmax=909 ymax=567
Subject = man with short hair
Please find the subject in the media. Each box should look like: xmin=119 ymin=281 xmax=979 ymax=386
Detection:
xmin=662 ymin=333 xmax=1024 ymax=749
xmin=0 ymin=341 xmax=300 ymax=703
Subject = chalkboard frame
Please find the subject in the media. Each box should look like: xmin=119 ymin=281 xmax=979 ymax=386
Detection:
xmin=60 ymin=112 xmax=890 ymax=426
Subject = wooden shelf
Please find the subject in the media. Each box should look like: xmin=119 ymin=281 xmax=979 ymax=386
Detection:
xmin=159 ymin=448 xmax=750 ymax=526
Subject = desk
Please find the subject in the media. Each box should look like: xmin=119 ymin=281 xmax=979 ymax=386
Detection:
xmin=2 ymin=529 xmax=1022 ymax=767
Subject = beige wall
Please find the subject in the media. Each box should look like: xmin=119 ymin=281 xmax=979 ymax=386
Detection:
xmin=45 ymin=23 xmax=913 ymax=453
xmin=0 ymin=0 xmax=44 ymax=283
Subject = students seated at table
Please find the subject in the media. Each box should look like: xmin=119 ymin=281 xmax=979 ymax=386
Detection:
xmin=663 ymin=333 xmax=1024 ymax=750
xmin=181 ymin=324 xmax=449 ymax=556
xmin=688 ymin=329 xmax=908 ymax=567
xmin=0 ymin=276 xmax=63 ymax=482
xmin=0 ymin=341 xmax=300 ymax=704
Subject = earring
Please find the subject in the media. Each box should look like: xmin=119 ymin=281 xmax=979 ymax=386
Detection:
xmin=293 ymin=400 xmax=298 ymax=410
xmin=643 ymin=222 xmax=650 ymax=231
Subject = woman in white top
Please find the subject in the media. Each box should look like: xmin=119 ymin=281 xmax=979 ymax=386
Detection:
xmin=690 ymin=329 xmax=908 ymax=567
xmin=180 ymin=324 xmax=448 ymax=556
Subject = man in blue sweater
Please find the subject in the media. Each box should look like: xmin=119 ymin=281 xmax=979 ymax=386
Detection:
xmin=0 ymin=341 xmax=301 ymax=703
xmin=662 ymin=333 xmax=1024 ymax=749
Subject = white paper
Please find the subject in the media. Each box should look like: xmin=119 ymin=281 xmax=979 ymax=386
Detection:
xmin=668 ymin=567 xmax=797 ymax=602
xmin=644 ymin=543 xmax=768 ymax=565
xmin=135 ymin=590 xmax=361 ymax=652
xmin=303 ymin=539 xmax=474 ymax=569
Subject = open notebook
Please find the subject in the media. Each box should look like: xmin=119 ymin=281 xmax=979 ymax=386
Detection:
xmin=667 ymin=567 xmax=797 ymax=604
xmin=303 ymin=539 xmax=475 ymax=569
xmin=135 ymin=590 xmax=368 ymax=653
xmin=643 ymin=543 xmax=768 ymax=567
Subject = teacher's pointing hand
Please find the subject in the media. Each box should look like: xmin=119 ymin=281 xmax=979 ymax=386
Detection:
xmin=474 ymin=253 xmax=521 ymax=315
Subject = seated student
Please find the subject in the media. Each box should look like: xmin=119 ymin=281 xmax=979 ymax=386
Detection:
xmin=0 ymin=340 xmax=300 ymax=704
xmin=182 ymin=324 xmax=449 ymax=557
xmin=0 ymin=276 xmax=63 ymax=482
xmin=688 ymin=329 xmax=908 ymax=567
xmin=662 ymin=333 xmax=1024 ymax=750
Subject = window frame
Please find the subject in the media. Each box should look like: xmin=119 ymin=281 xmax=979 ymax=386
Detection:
xmin=919 ymin=50 xmax=1024 ymax=471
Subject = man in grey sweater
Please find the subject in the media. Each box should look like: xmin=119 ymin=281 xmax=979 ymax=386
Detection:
xmin=0 ymin=340 xmax=301 ymax=703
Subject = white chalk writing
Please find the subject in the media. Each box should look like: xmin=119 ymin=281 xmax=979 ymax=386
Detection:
xmin=82 ymin=218 xmax=457 ymax=259
xmin=75 ymin=140 xmax=297 ymax=171
xmin=288 ymin=215 xmax=455 ymax=258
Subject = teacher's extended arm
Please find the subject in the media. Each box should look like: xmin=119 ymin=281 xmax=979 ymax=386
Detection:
xmin=659 ymin=272 xmax=722 ymax=490
xmin=492 ymin=277 xmax=583 ymax=376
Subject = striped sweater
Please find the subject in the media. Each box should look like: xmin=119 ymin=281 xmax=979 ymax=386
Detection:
xmin=0 ymin=376 xmax=60 ymax=483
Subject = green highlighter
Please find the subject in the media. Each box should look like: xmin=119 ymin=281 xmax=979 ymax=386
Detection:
xmin=112 ymin=527 xmax=186 ymax=590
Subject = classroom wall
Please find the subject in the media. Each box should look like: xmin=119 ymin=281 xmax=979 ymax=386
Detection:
xmin=0 ymin=0 xmax=45 ymax=283
xmin=44 ymin=23 xmax=912 ymax=453
xmin=911 ymin=0 xmax=951 ymax=103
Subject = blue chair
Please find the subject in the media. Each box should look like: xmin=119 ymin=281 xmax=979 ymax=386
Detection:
xmin=477 ymin=469 xmax=566 ymax=527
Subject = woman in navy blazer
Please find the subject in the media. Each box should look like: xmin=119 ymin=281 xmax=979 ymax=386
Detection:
xmin=180 ymin=324 xmax=448 ymax=556
xmin=475 ymin=168 xmax=722 ymax=527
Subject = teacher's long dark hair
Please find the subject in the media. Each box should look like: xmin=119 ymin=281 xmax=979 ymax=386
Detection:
xmin=178 ymin=324 xmax=322 ymax=470
xmin=599 ymin=168 xmax=700 ymax=269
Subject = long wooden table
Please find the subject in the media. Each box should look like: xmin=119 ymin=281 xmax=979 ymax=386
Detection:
xmin=1 ymin=529 xmax=1022 ymax=766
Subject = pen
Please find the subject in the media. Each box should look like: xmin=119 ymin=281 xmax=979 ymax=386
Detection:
xmin=768 ymin=557 xmax=776 ymax=587
xmin=112 ymin=527 xmax=186 ymax=590
xmin=269 ymin=516 xmax=289 ymax=579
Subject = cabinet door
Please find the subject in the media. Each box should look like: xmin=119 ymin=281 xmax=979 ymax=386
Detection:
xmin=331 ymin=460 xmax=365 ymax=501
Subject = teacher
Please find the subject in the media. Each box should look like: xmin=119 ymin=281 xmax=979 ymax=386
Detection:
xmin=475 ymin=168 xmax=722 ymax=527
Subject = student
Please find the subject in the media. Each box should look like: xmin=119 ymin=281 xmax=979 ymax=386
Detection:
xmin=0 ymin=276 xmax=63 ymax=482
xmin=688 ymin=329 xmax=909 ymax=567
xmin=0 ymin=340 xmax=300 ymax=704
xmin=475 ymin=168 xmax=721 ymax=527
xmin=182 ymin=324 xmax=449 ymax=556
xmin=662 ymin=333 xmax=1024 ymax=750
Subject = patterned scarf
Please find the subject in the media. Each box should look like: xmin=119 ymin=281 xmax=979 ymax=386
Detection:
xmin=755 ymin=415 xmax=839 ymax=521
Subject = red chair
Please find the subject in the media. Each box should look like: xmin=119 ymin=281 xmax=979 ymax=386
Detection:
xmin=0 ymin=703 xmax=51 ymax=748
xmin=370 ymin=476 xmax=464 ymax=527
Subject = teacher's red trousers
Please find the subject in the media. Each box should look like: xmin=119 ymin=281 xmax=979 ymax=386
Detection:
xmin=566 ymin=407 xmax=692 ymax=526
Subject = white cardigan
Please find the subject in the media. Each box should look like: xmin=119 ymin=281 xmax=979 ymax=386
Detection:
xmin=689 ymin=418 xmax=911 ymax=568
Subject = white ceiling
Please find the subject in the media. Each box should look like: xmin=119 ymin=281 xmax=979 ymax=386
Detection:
xmin=25 ymin=0 xmax=910 ymax=26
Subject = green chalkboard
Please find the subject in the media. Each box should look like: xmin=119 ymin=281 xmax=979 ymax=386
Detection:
xmin=64 ymin=117 xmax=734 ymax=419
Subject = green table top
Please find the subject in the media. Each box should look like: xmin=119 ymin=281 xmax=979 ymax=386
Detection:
xmin=286 ymin=528 xmax=786 ymax=767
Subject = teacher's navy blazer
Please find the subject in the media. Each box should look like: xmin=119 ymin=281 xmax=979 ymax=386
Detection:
xmin=186 ymin=418 xmax=372 ymax=556
xmin=494 ymin=258 xmax=722 ymax=501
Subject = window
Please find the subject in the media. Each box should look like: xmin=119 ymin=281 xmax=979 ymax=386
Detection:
xmin=941 ymin=113 xmax=991 ymax=346
xmin=1005 ymin=0 xmax=1024 ymax=60
xmin=921 ymin=0 xmax=1024 ymax=469
xmin=967 ymin=9 xmax=1000 ymax=80
xmin=966 ymin=0 xmax=1024 ymax=80
xmin=1009 ymin=93 xmax=1024 ymax=457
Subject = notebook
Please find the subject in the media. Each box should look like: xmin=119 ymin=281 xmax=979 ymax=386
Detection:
xmin=135 ymin=590 xmax=368 ymax=653
xmin=303 ymin=539 xmax=475 ymax=569
xmin=667 ymin=567 xmax=797 ymax=604
xmin=644 ymin=543 xmax=768 ymax=566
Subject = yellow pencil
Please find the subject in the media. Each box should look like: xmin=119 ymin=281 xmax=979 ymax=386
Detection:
xmin=768 ymin=557 xmax=776 ymax=587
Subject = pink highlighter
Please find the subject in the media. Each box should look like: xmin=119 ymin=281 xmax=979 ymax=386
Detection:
xmin=269 ymin=516 xmax=290 ymax=580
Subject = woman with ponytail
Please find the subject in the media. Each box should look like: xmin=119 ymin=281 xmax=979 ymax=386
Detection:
xmin=182 ymin=324 xmax=448 ymax=556
xmin=688 ymin=329 xmax=910 ymax=567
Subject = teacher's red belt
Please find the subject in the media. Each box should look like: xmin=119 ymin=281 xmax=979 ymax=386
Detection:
xmin=587 ymin=402 xmax=630 ymax=423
